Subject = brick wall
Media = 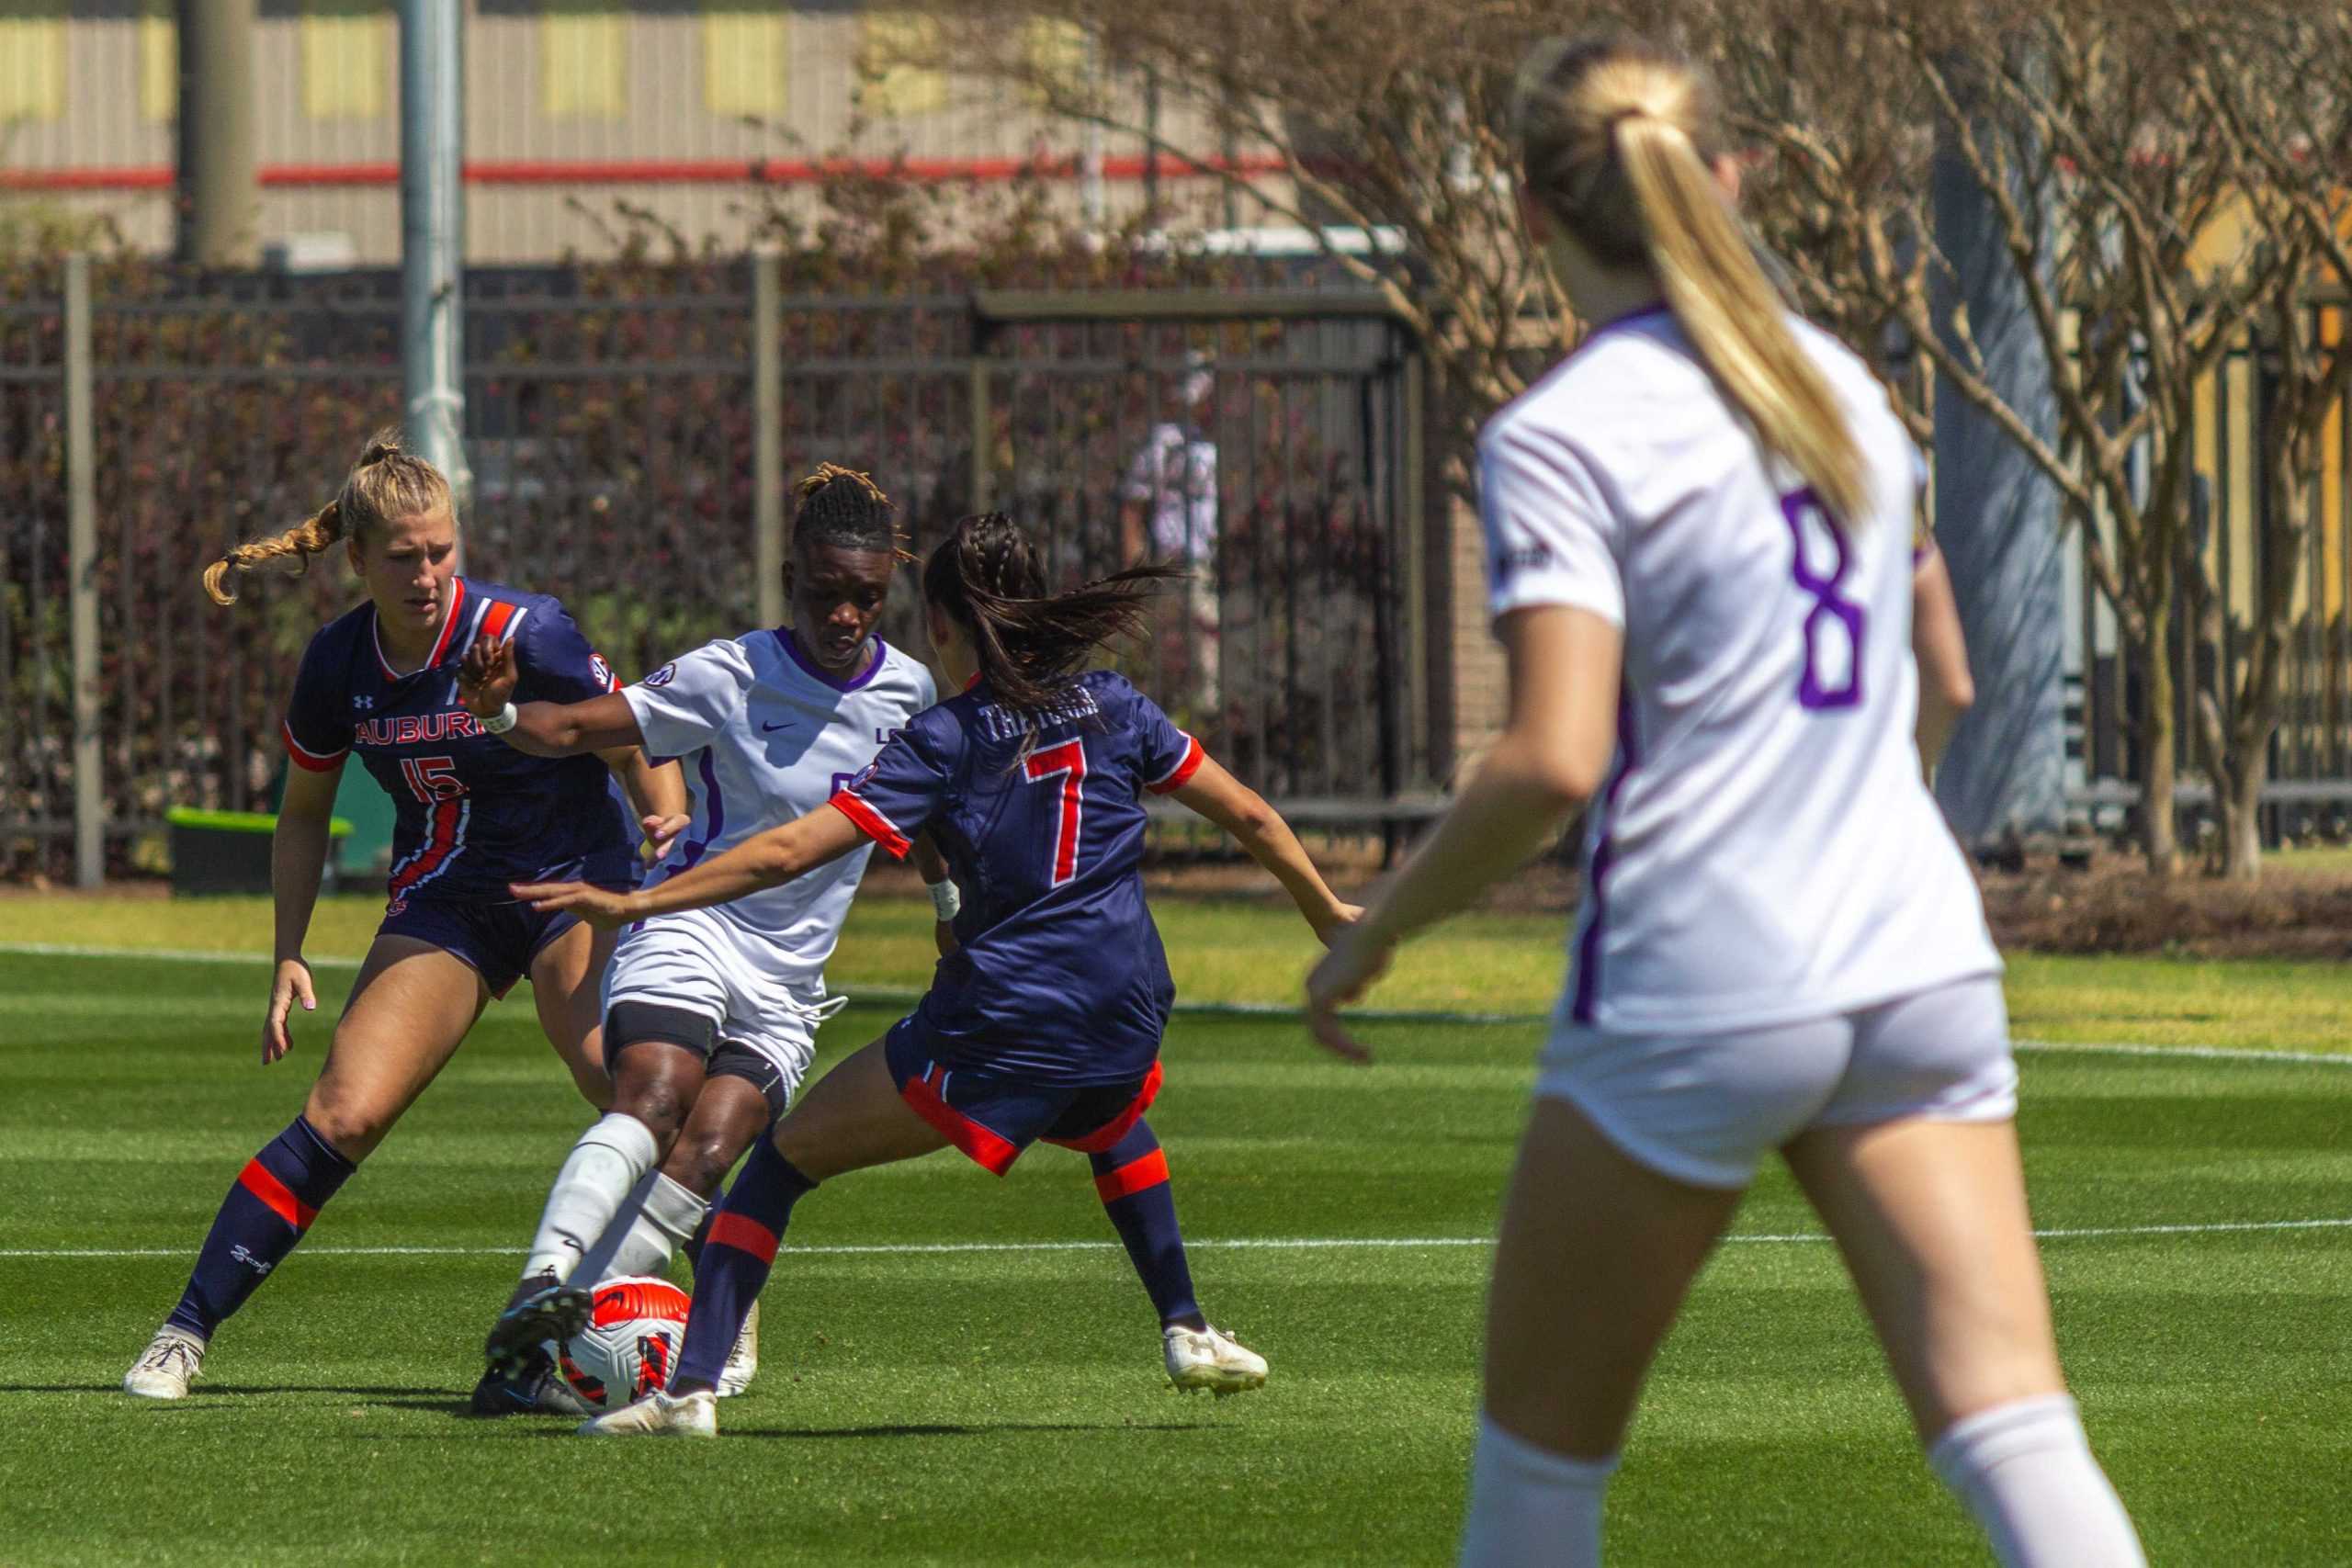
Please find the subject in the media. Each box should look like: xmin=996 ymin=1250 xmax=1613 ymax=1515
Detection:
xmin=1447 ymin=488 xmax=1508 ymax=774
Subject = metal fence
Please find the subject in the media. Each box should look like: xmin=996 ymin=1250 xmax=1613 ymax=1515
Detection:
xmin=2066 ymin=313 xmax=2352 ymax=838
xmin=0 ymin=259 xmax=1439 ymax=883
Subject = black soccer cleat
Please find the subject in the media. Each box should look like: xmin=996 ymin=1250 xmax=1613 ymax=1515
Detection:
xmin=468 ymin=1347 xmax=594 ymax=1418
xmin=484 ymin=1274 xmax=594 ymax=1370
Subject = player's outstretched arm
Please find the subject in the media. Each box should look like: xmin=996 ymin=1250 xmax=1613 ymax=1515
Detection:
xmin=1911 ymin=538 xmax=1974 ymax=773
xmin=513 ymin=803 xmax=869 ymax=928
xmin=458 ymin=634 xmax=646 ymax=757
xmin=263 ymin=758 xmax=342 ymax=1066
xmin=1169 ymin=757 xmax=1362 ymax=945
xmin=1305 ymin=605 xmax=1620 ymax=1061
xmin=601 ymin=746 xmax=689 ymax=863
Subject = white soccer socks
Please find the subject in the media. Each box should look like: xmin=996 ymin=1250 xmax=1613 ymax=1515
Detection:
xmin=520 ymin=1113 xmax=662 ymax=1286
xmin=1456 ymin=1394 xmax=2140 ymax=1568
xmin=1928 ymin=1394 xmax=2146 ymax=1567
xmin=573 ymin=1170 xmax=710 ymax=1286
xmin=1456 ymin=1415 xmax=1615 ymax=1568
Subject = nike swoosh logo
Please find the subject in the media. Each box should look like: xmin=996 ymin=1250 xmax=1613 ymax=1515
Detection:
xmin=762 ymin=721 xmax=797 ymax=734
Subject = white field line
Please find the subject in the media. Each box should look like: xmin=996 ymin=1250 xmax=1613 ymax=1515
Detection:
xmin=5 ymin=1215 xmax=2349 ymax=1262
xmin=13 ymin=942 xmax=2352 ymax=1059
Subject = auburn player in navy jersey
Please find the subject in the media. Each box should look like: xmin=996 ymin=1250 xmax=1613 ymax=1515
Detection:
xmin=122 ymin=432 xmax=685 ymax=1403
xmin=516 ymin=512 xmax=1360 ymax=1437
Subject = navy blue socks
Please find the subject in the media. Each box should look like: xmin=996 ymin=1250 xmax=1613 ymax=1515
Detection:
xmin=673 ymin=1138 xmax=814 ymax=1393
xmin=166 ymin=1116 xmax=356 ymax=1339
xmin=1090 ymin=1119 xmax=1203 ymax=1331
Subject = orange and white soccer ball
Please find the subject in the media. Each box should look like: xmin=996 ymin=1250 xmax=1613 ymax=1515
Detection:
xmin=556 ymin=1276 xmax=691 ymax=1410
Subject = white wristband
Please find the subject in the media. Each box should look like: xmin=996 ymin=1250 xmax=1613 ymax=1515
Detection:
xmin=928 ymin=879 xmax=961 ymax=921
xmin=482 ymin=702 xmax=518 ymax=735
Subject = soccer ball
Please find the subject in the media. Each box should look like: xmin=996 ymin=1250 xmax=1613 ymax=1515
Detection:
xmin=555 ymin=1275 xmax=691 ymax=1410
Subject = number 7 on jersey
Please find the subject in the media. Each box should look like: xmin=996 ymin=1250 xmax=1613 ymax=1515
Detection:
xmin=1023 ymin=739 xmax=1088 ymax=886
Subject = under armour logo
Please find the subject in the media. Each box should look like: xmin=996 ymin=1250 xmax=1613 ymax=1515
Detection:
xmin=230 ymin=1245 xmax=275 ymax=1277
xmin=353 ymin=695 xmax=375 ymax=711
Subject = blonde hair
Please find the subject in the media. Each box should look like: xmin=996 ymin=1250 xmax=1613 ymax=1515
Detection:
xmin=1514 ymin=38 xmax=1870 ymax=525
xmin=201 ymin=428 xmax=453 ymax=606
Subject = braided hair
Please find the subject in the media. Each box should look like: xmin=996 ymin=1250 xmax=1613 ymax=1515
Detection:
xmin=790 ymin=462 xmax=905 ymax=560
xmin=921 ymin=513 xmax=1187 ymax=716
xmin=202 ymin=428 xmax=451 ymax=606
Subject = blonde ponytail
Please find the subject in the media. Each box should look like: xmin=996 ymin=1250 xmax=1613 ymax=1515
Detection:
xmin=201 ymin=501 xmax=345 ymax=605
xmin=1516 ymin=39 xmax=1871 ymax=525
xmin=200 ymin=427 xmax=453 ymax=607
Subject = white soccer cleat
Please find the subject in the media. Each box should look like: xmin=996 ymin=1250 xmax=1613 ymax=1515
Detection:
xmin=576 ymin=1388 xmax=718 ymax=1438
xmin=1164 ymin=1324 xmax=1268 ymax=1397
xmin=123 ymin=1325 xmax=208 ymax=1400
xmin=716 ymin=1298 xmax=759 ymax=1398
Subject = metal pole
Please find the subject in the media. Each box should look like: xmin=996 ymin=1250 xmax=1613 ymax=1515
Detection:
xmin=968 ymin=360 xmax=992 ymax=513
xmin=401 ymin=0 xmax=469 ymax=536
xmin=175 ymin=0 xmax=258 ymax=267
xmin=1401 ymin=344 xmax=1429 ymax=788
xmin=1080 ymin=36 xmax=1106 ymax=231
xmin=752 ymin=249 xmax=785 ymax=628
xmin=65 ymin=254 xmax=102 ymax=889
xmin=1930 ymin=57 xmax=2065 ymax=843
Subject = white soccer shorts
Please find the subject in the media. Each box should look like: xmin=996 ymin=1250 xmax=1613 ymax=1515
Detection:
xmin=602 ymin=908 xmax=843 ymax=1094
xmin=1534 ymin=974 xmax=2017 ymax=1190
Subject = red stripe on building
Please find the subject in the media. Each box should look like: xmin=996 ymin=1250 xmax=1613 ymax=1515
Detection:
xmin=237 ymin=1159 xmax=318 ymax=1230
xmin=827 ymin=791 xmax=911 ymax=860
xmin=0 ymin=152 xmax=1300 ymax=195
xmin=1091 ymin=1147 xmax=1170 ymax=1204
xmin=707 ymin=1211 xmax=781 ymax=1264
xmin=900 ymin=1068 xmax=1021 ymax=1175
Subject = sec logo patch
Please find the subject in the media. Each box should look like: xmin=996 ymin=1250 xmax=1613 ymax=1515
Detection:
xmin=642 ymin=661 xmax=677 ymax=688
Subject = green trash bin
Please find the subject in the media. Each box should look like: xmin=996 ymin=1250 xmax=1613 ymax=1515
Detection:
xmin=166 ymin=807 xmax=354 ymax=897
xmin=261 ymin=760 xmax=396 ymax=885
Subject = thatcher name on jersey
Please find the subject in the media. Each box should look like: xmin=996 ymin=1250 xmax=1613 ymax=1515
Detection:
xmin=974 ymin=686 xmax=1102 ymax=742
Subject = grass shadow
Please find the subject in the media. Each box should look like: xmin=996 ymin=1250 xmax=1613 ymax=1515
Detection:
xmin=346 ymin=1416 xmax=1221 ymax=1438
xmin=0 ymin=1383 xmax=454 ymax=1398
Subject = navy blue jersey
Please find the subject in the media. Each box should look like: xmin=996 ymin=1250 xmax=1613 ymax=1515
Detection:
xmin=281 ymin=577 xmax=637 ymax=908
xmin=831 ymin=670 xmax=1205 ymax=1086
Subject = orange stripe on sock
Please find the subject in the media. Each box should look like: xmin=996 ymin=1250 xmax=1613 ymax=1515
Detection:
xmin=236 ymin=1159 xmax=317 ymax=1230
xmin=707 ymin=1211 xmax=780 ymax=1264
xmin=1092 ymin=1148 xmax=1170 ymax=1204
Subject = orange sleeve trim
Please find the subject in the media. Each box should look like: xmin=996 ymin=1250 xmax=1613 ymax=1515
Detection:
xmin=282 ymin=717 xmax=348 ymax=773
xmin=1146 ymin=735 xmax=1205 ymax=795
xmin=827 ymin=790 xmax=912 ymax=859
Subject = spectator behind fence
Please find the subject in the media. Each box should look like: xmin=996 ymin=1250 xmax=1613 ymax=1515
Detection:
xmin=1120 ymin=353 xmax=1222 ymax=723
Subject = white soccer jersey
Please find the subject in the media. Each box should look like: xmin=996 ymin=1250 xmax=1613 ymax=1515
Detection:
xmin=1481 ymin=306 xmax=1999 ymax=1035
xmin=620 ymin=630 xmax=937 ymax=983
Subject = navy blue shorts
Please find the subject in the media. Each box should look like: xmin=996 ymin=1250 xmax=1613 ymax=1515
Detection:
xmin=883 ymin=1014 xmax=1161 ymax=1176
xmin=378 ymin=897 xmax=585 ymax=998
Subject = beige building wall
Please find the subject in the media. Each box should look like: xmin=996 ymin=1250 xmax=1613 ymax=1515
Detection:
xmin=3 ymin=3 xmax=1275 ymax=262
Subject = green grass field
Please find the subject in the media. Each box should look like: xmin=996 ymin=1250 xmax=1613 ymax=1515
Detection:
xmin=3 ymin=897 xmax=2350 ymax=1564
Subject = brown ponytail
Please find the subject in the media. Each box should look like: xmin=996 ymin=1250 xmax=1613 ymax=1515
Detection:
xmin=1515 ymin=39 xmax=1871 ymax=525
xmin=921 ymin=513 xmax=1186 ymax=716
xmin=201 ymin=427 xmax=454 ymax=606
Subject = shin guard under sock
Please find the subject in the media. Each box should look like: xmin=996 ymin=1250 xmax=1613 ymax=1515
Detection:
xmin=1089 ymin=1119 xmax=1202 ymax=1329
xmin=672 ymin=1140 xmax=812 ymax=1392
xmin=166 ymin=1117 xmax=356 ymax=1338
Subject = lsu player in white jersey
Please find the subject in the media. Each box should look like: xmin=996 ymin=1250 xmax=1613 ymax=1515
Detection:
xmin=1306 ymin=38 xmax=2143 ymax=1568
xmin=458 ymin=466 xmax=940 ymax=1414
